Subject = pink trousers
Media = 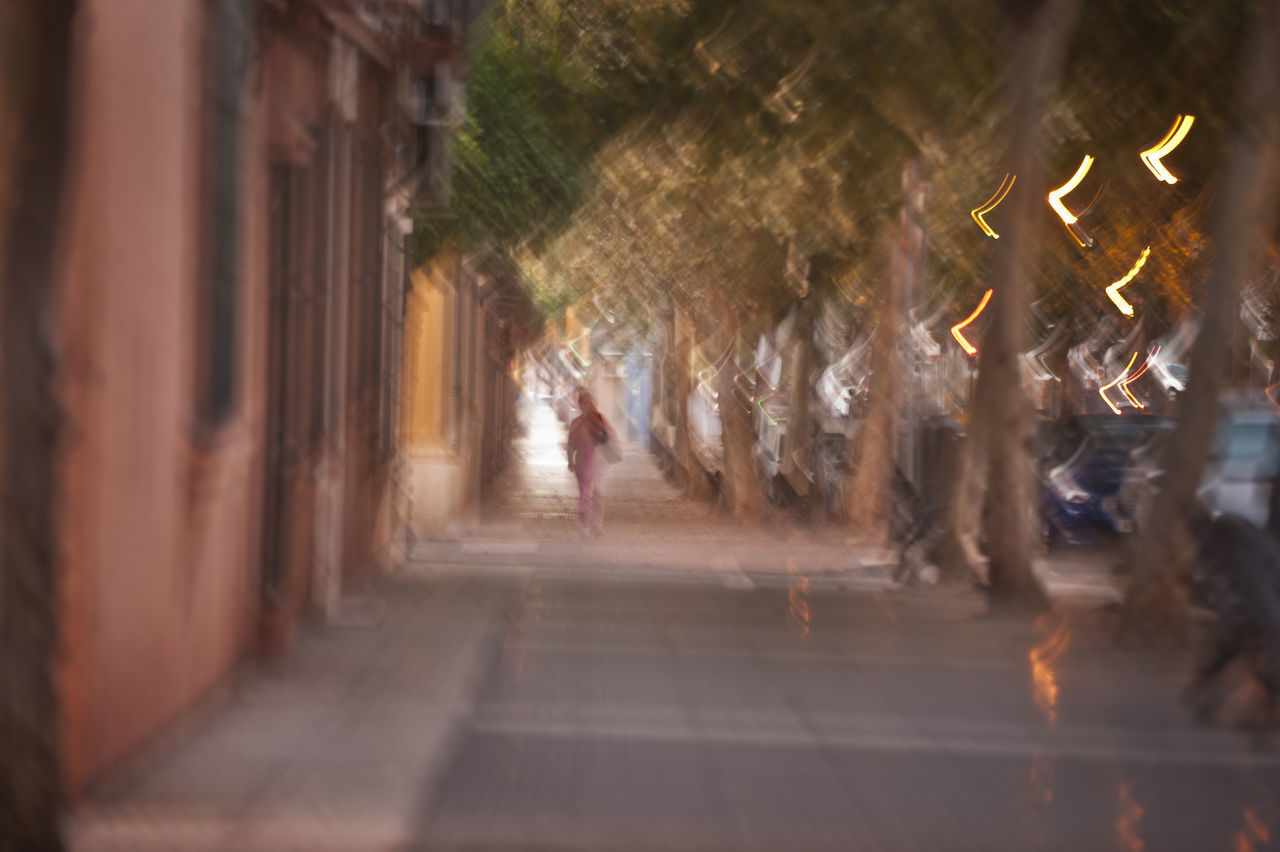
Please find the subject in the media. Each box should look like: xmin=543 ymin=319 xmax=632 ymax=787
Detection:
xmin=575 ymin=453 xmax=605 ymax=530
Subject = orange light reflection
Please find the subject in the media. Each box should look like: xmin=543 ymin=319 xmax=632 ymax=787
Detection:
xmin=786 ymin=558 xmax=811 ymax=636
xmin=1119 ymin=346 xmax=1158 ymax=409
xmin=1265 ymin=383 xmax=1280 ymax=413
xmin=951 ymin=289 xmax=993 ymax=357
xmin=1116 ymin=782 xmax=1146 ymax=852
xmin=1234 ymin=807 xmax=1271 ymax=851
xmin=1029 ymin=612 xmax=1071 ymax=725
xmin=971 ymin=173 xmax=1015 ymax=239
xmin=1100 ymin=352 xmax=1140 ymax=415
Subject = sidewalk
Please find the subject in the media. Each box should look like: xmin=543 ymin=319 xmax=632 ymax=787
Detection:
xmin=68 ymin=584 xmax=499 ymax=852
xmin=67 ymin=569 xmax=1263 ymax=852
xmin=65 ymin=403 xmax=1169 ymax=850
xmin=418 ymin=399 xmax=1125 ymax=603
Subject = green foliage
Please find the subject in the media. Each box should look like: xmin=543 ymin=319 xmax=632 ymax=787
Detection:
xmin=417 ymin=0 xmax=703 ymax=271
xmin=427 ymin=0 xmax=1260 ymax=338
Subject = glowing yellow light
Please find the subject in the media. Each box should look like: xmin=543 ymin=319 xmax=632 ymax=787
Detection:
xmin=1100 ymin=352 xmax=1140 ymax=415
xmin=971 ymin=173 xmax=1016 ymax=239
xmin=951 ymin=288 xmax=993 ymax=357
xmin=1047 ymin=155 xmax=1094 ymax=228
xmin=1140 ymin=115 xmax=1194 ymax=184
xmin=1106 ymin=247 xmax=1151 ymax=317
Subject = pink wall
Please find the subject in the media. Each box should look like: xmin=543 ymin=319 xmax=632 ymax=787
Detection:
xmin=59 ymin=0 xmax=267 ymax=795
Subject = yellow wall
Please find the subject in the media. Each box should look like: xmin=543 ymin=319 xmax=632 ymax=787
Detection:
xmin=401 ymin=256 xmax=454 ymax=449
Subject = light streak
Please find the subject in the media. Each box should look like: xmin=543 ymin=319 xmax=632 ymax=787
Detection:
xmin=1106 ymin=247 xmax=1152 ymax=317
xmin=971 ymin=173 xmax=1016 ymax=239
xmin=1047 ymin=154 xmax=1094 ymax=227
xmin=1267 ymin=382 xmax=1280 ymax=413
xmin=951 ymin=289 xmax=993 ymax=357
xmin=567 ymin=335 xmax=591 ymax=367
xmin=1140 ymin=114 xmax=1195 ymax=184
xmin=1100 ymin=352 xmax=1140 ymax=415
xmin=1120 ymin=346 xmax=1159 ymax=409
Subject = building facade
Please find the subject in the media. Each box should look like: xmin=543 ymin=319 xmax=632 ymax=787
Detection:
xmin=55 ymin=0 xmax=459 ymax=797
xmin=400 ymin=249 xmax=533 ymax=537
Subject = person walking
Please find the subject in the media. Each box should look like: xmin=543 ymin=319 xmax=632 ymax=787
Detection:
xmin=1185 ymin=512 xmax=1280 ymax=733
xmin=567 ymin=388 xmax=613 ymax=536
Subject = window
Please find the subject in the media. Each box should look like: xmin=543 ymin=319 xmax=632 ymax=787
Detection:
xmin=378 ymin=228 xmax=407 ymax=460
xmin=196 ymin=0 xmax=252 ymax=428
xmin=267 ymin=163 xmax=317 ymax=467
xmin=346 ymin=134 xmax=384 ymax=410
xmin=310 ymin=125 xmax=331 ymax=448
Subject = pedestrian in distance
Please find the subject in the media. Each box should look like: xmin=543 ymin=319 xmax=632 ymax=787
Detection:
xmin=567 ymin=388 xmax=616 ymax=537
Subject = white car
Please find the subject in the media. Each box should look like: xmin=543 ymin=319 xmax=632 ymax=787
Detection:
xmin=1197 ymin=403 xmax=1280 ymax=527
xmin=1149 ymin=356 xmax=1189 ymax=399
xmin=1122 ymin=393 xmax=1280 ymax=533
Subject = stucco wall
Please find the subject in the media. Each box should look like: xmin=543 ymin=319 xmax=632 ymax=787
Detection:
xmin=58 ymin=0 xmax=264 ymax=795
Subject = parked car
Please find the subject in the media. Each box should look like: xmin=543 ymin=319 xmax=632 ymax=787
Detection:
xmin=1038 ymin=414 xmax=1173 ymax=469
xmin=1039 ymin=414 xmax=1174 ymax=548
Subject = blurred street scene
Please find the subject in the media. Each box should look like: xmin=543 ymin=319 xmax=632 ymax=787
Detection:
xmin=3 ymin=0 xmax=1280 ymax=850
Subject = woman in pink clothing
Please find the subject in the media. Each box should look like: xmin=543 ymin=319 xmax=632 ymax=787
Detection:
xmin=566 ymin=388 xmax=613 ymax=536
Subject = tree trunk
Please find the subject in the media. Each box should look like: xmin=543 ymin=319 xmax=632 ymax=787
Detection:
xmin=671 ymin=302 xmax=710 ymax=499
xmin=717 ymin=321 xmax=767 ymax=521
xmin=847 ymin=225 xmax=902 ymax=537
xmin=0 ymin=2 xmax=77 ymax=850
xmin=926 ymin=416 xmax=981 ymax=584
xmin=1122 ymin=0 xmax=1280 ymax=638
xmin=784 ymin=296 xmax=817 ymax=503
xmin=971 ymin=0 xmax=1081 ymax=613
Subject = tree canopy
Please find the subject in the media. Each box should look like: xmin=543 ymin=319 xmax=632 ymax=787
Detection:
xmin=429 ymin=0 xmax=1255 ymax=344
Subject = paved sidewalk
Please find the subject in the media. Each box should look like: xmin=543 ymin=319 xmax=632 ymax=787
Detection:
xmin=67 ymin=402 xmax=1189 ymax=851
xmin=419 ymin=399 xmax=1125 ymax=603
xmin=68 ymin=568 xmax=1275 ymax=852
xmin=68 ymin=584 xmax=500 ymax=852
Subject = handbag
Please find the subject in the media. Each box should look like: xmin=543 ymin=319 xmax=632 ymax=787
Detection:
xmin=600 ymin=435 xmax=623 ymax=464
